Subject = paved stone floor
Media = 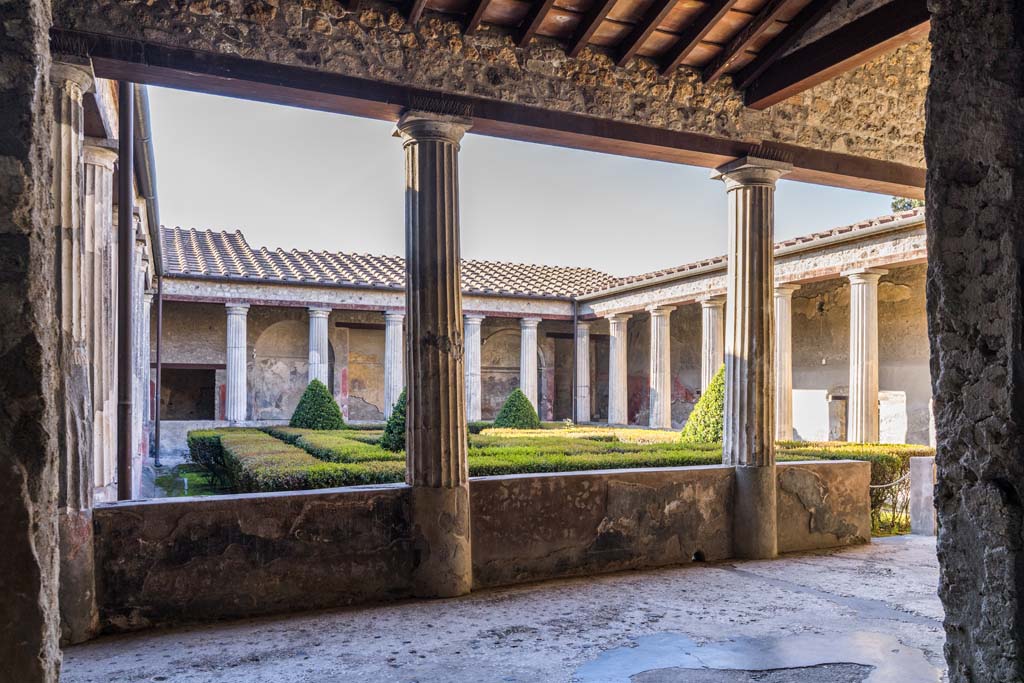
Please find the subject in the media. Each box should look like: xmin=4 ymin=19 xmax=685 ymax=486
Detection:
xmin=62 ymin=536 xmax=945 ymax=683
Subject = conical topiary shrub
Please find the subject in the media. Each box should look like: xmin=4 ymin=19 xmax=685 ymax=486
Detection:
xmin=380 ymin=388 xmax=407 ymax=452
xmin=493 ymin=388 xmax=541 ymax=429
xmin=680 ymin=364 xmax=725 ymax=443
xmin=289 ymin=379 xmax=346 ymax=430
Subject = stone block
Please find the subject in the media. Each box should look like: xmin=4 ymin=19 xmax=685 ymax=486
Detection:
xmin=909 ymin=456 xmax=936 ymax=536
xmin=776 ymin=460 xmax=872 ymax=553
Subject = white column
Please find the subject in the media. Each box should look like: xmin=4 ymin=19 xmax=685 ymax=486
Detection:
xmin=699 ymin=296 xmax=726 ymax=393
xmin=647 ymin=305 xmax=676 ymax=429
xmin=307 ymin=307 xmax=330 ymax=386
xmin=774 ymin=284 xmax=800 ymax=441
xmin=606 ymin=313 xmax=632 ymax=425
xmin=519 ymin=317 xmax=541 ymax=410
xmin=463 ymin=314 xmax=485 ymax=422
xmin=225 ymin=304 xmax=249 ymax=424
xmin=575 ymin=321 xmax=592 ymax=423
xmin=845 ymin=268 xmax=887 ymax=443
xmin=384 ymin=310 xmax=405 ymax=418
xmin=712 ymin=155 xmax=791 ymax=560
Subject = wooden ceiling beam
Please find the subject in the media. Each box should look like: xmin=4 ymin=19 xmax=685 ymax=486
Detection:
xmin=567 ymin=0 xmax=620 ymax=58
xmin=406 ymin=0 xmax=430 ymax=25
xmin=744 ymin=0 xmax=929 ymax=109
xmin=464 ymin=0 xmax=495 ymax=33
xmin=517 ymin=0 xmax=559 ymax=47
xmin=700 ymin=0 xmax=792 ymax=82
xmin=659 ymin=0 xmax=739 ymax=74
xmin=732 ymin=0 xmax=842 ymax=91
xmin=615 ymin=0 xmax=676 ymax=67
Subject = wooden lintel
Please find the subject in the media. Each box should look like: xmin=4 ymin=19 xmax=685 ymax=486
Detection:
xmin=744 ymin=0 xmax=930 ymax=109
xmin=660 ymin=0 xmax=740 ymax=75
xmin=700 ymin=0 xmax=791 ymax=82
xmin=615 ymin=0 xmax=676 ymax=67
xmin=54 ymin=28 xmax=924 ymax=198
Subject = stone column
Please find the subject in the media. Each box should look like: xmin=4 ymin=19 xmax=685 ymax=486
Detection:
xmin=844 ymin=268 xmax=887 ymax=443
xmin=383 ymin=310 xmax=405 ymax=418
xmin=712 ymin=155 xmax=791 ymax=560
xmin=463 ymin=314 xmax=485 ymax=422
xmin=395 ymin=110 xmax=473 ymax=598
xmin=307 ymin=307 xmax=330 ymax=386
xmin=225 ymin=304 xmax=249 ymax=424
xmin=606 ymin=313 xmax=632 ymax=425
xmin=647 ymin=305 xmax=675 ymax=429
xmin=699 ymin=296 xmax=726 ymax=392
xmin=519 ymin=317 xmax=542 ymax=410
xmin=773 ymin=284 xmax=800 ymax=441
xmin=575 ymin=321 xmax=592 ymax=423
xmin=83 ymin=144 xmax=117 ymax=497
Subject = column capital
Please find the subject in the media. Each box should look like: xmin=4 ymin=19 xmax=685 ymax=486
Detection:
xmin=520 ymin=316 xmax=542 ymax=329
xmin=645 ymin=304 xmax=676 ymax=316
xmin=225 ymin=303 xmax=250 ymax=315
xmin=394 ymin=110 xmax=473 ymax=146
xmin=842 ymin=267 xmax=888 ymax=283
xmin=384 ymin=310 xmax=405 ymax=323
xmin=463 ymin=313 xmax=486 ymax=325
xmin=711 ymin=155 xmax=792 ymax=190
xmin=51 ymin=61 xmax=95 ymax=96
xmin=773 ymin=283 xmax=801 ymax=296
xmin=698 ymin=295 xmax=726 ymax=309
xmin=308 ymin=306 xmax=331 ymax=318
xmin=575 ymin=319 xmax=593 ymax=331
xmin=142 ymin=292 xmax=155 ymax=305
xmin=84 ymin=144 xmax=118 ymax=171
xmin=605 ymin=312 xmax=633 ymax=324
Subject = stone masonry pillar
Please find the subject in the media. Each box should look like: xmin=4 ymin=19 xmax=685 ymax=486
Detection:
xmin=699 ymin=296 xmax=725 ymax=393
xmin=607 ymin=313 xmax=632 ymax=425
xmin=307 ymin=307 xmax=330 ymax=386
xmin=519 ymin=317 xmax=541 ymax=410
xmin=395 ymin=110 xmax=473 ymax=598
xmin=575 ymin=320 xmax=592 ymax=423
xmin=225 ymin=304 xmax=249 ymax=424
xmin=463 ymin=314 xmax=485 ymax=422
xmin=712 ymin=156 xmax=791 ymax=560
xmin=774 ymin=284 xmax=800 ymax=441
xmin=845 ymin=268 xmax=886 ymax=443
xmin=648 ymin=305 xmax=675 ymax=429
xmin=383 ymin=311 xmax=405 ymax=418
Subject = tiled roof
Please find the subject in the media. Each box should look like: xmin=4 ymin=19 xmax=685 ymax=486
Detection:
xmin=161 ymin=227 xmax=621 ymax=299
xmin=162 ymin=208 xmax=925 ymax=300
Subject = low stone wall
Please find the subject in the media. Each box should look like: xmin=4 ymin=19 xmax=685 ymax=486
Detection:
xmin=92 ymin=461 xmax=869 ymax=633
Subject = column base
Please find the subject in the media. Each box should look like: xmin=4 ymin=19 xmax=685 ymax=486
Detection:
xmin=733 ymin=465 xmax=778 ymax=560
xmin=410 ymin=484 xmax=472 ymax=598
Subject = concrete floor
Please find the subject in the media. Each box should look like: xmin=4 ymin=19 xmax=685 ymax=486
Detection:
xmin=62 ymin=536 xmax=945 ymax=683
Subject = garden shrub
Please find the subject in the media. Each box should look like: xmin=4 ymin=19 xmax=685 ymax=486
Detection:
xmin=493 ymin=389 xmax=541 ymax=429
xmin=468 ymin=421 xmax=493 ymax=434
xmin=681 ymin=364 xmax=725 ymax=443
xmin=289 ymin=379 xmax=346 ymax=430
xmin=380 ymin=388 xmax=406 ymax=452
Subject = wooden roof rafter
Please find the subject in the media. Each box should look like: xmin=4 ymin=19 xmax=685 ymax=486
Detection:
xmin=700 ymin=0 xmax=794 ymax=82
xmin=516 ymin=0 xmax=561 ymax=47
xmin=464 ymin=0 xmax=496 ymax=33
xmin=615 ymin=0 xmax=677 ymax=67
xmin=567 ymin=0 xmax=621 ymax=58
xmin=659 ymin=0 xmax=740 ymax=75
xmin=406 ymin=0 xmax=430 ymax=25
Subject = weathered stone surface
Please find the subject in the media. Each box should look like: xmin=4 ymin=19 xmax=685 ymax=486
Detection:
xmin=0 ymin=0 xmax=62 ymax=678
xmin=776 ymin=460 xmax=871 ymax=553
xmin=92 ymin=485 xmax=414 ymax=629
xmin=51 ymin=2 xmax=927 ymax=171
xmin=926 ymin=2 xmax=1024 ymax=679
xmin=909 ymin=456 xmax=936 ymax=536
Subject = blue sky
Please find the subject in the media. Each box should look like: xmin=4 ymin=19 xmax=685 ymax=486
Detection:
xmin=148 ymin=86 xmax=893 ymax=277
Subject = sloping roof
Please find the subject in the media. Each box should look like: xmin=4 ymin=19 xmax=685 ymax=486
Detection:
xmin=161 ymin=227 xmax=621 ymax=299
xmin=162 ymin=207 xmax=925 ymax=301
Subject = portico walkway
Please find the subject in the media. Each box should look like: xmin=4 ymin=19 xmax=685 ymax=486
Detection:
xmin=62 ymin=536 xmax=945 ymax=682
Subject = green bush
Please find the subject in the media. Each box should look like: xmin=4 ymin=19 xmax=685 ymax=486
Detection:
xmin=289 ymin=379 xmax=346 ymax=430
xmin=493 ymin=389 xmax=541 ymax=429
xmin=187 ymin=429 xmax=242 ymax=487
xmin=681 ymin=364 xmax=725 ymax=443
xmin=468 ymin=421 xmax=493 ymax=434
xmin=380 ymin=388 xmax=407 ymax=452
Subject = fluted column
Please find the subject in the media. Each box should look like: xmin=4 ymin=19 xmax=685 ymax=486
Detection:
xmin=607 ymin=313 xmax=632 ymax=425
xmin=225 ymin=304 xmax=249 ymax=424
xmin=699 ymin=296 xmax=726 ymax=392
xmin=845 ymin=268 xmax=887 ymax=443
xmin=575 ymin=321 xmax=592 ymax=423
xmin=774 ymin=284 xmax=800 ymax=441
xmin=712 ymin=155 xmax=791 ymax=560
xmin=464 ymin=314 xmax=485 ymax=422
xmin=519 ymin=317 xmax=541 ymax=410
xmin=395 ymin=110 xmax=473 ymax=598
xmin=648 ymin=305 xmax=676 ymax=429
xmin=383 ymin=311 xmax=405 ymax=418
xmin=307 ymin=307 xmax=330 ymax=386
